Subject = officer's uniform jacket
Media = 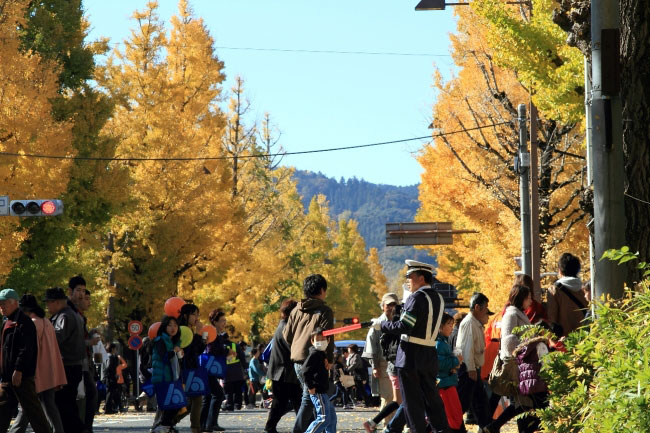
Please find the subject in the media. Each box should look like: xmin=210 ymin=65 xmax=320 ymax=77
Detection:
xmin=380 ymin=285 xmax=444 ymax=369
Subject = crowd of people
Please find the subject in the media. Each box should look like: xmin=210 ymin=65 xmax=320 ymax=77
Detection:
xmin=0 ymin=276 xmax=103 ymax=433
xmin=0 ymin=252 xmax=591 ymax=433
xmin=357 ymin=252 xmax=590 ymax=433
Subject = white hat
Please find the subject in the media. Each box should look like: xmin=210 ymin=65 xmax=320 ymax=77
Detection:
xmin=380 ymin=293 xmax=400 ymax=306
xmin=405 ymin=259 xmax=435 ymax=276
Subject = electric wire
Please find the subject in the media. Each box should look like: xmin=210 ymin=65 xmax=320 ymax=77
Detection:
xmin=0 ymin=121 xmax=512 ymax=162
xmin=93 ymin=41 xmax=453 ymax=58
xmin=625 ymin=192 xmax=650 ymax=206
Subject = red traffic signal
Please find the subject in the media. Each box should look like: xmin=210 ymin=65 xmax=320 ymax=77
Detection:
xmin=343 ymin=317 xmax=360 ymax=325
xmin=9 ymin=199 xmax=64 ymax=216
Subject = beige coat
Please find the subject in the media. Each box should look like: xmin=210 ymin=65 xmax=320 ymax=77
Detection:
xmin=33 ymin=316 xmax=67 ymax=393
xmin=547 ymin=277 xmax=587 ymax=337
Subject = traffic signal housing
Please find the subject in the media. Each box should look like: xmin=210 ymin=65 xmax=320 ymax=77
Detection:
xmin=342 ymin=317 xmax=360 ymax=325
xmin=9 ymin=199 xmax=64 ymax=217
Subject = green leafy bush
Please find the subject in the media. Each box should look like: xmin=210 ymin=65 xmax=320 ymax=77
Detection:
xmin=538 ymin=248 xmax=650 ymax=432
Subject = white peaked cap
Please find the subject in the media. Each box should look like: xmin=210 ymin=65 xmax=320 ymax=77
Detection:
xmin=405 ymin=259 xmax=435 ymax=276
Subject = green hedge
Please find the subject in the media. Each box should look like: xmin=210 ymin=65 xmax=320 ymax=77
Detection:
xmin=538 ymin=249 xmax=650 ymax=432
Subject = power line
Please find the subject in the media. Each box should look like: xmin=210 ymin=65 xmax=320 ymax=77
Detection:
xmin=213 ymin=46 xmax=452 ymax=58
xmin=625 ymin=192 xmax=650 ymax=206
xmin=96 ymin=41 xmax=453 ymax=58
xmin=0 ymin=122 xmax=512 ymax=162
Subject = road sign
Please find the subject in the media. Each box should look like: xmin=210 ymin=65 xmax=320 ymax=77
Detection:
xmin=0 ymin=196 xmax=8 ymax=216
xmin=128 ymin=320 xmax=143 ymax=335
xmin=386 ymin=222 xmax=451 ymax=246
xmin=386 ymin=222 xmax=478 ymax=246
xmin=128 ymin=335 xmax=143 ymax=351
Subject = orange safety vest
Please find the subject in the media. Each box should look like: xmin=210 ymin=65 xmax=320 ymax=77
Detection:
xmin=116 ymin=355 xmax=128 ymax=384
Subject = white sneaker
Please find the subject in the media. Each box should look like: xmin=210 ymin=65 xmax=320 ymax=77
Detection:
xmin=363 ymin=420 xmax=377 ymax=433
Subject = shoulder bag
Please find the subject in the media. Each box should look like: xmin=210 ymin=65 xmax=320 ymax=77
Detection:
xmin=339 ymin=368 xmax=355 ymax=388
xmin=487 ymin=352 xmax=520 ymax=397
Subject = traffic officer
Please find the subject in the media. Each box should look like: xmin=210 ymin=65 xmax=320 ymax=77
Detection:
xmin=372 ymin=260 xmax=450 ymax=433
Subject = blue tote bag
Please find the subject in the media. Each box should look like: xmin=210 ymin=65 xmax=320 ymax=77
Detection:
xmin=141 ymin=379 xmax=154 ymax=397
xmin=154 ymin=380 xmax=188 ymax=410
xmin=199 ymin=353 xmax=226 ymax=378
xmin=183 ymin=366 xmax=210 ymax=397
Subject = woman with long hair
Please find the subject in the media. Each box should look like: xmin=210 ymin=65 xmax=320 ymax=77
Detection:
xmin=176 ymin=304 xmax=207 ymax=433
xmin=150 ymin=315 xmax=182 ymax=433
xmin=10 ymin=295 xmax=66 ymax=433
xmin=200 ymin=309 xmax=231 ymax=432
xmin=483 ymin=284 xmax=533 ymax=433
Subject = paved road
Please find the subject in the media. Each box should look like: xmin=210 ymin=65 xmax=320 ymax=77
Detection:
xmin=90 ymin=409 xmax=517 ymax=433
xmin=92 ymin=408 xmax=375 ymax=433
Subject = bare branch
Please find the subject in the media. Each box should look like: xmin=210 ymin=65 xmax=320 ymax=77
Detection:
xmin=440 ymin=134 xmax=520 ymax=216
xmin=549 ymin=211 xmax=587 ymax=249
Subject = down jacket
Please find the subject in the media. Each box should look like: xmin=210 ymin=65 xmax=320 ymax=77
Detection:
xmin=151 ymin=333 xmax=179 ymax=384
xmin=436 ymin=335 xmax=460 ymax=388
xmin=514 ymin=336 xmax=549 ymax=396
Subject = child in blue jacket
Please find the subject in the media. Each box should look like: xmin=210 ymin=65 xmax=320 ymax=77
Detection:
xmin=436 ymin=313 xmax=467 ymax=433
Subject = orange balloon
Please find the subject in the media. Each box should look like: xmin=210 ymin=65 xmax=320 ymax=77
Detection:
xmin=202 ymin=324 xmax=217 ymax=344
xmin=164 ymin=297 xmax=186 ymax=318
xmin=148 ymin=322 xmax=161 ymax=339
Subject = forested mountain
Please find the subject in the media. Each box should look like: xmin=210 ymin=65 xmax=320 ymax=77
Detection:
xmin=293 ymin=170 xmax=434 ymax=287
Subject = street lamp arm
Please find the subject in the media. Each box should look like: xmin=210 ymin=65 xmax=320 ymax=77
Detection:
xmin=416 ymin=0 xmax=531 ymax=10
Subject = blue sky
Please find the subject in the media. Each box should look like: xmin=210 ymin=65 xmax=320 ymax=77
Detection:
xmin=85 ymin=0 xmax=458 ymax=186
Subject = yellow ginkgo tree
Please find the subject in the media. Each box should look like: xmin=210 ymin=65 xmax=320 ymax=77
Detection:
xmin=417 ymin=4 xmax=588 ymax=309
xmin=0 ymin=0 xmax=74 ymax=276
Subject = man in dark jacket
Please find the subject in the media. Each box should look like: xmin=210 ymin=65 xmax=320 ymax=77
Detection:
xmin=0 ymin=288 xmax=52 ymax=433
xmin=69 ymin=276 xmax=100 ymax=433
xmin=283 ymin=274 xmax=335 ymax=433
xmin=45 ymin=287 xmax=88 ymax=433
xmin=264 ymin=299 xmax=302 ymax=433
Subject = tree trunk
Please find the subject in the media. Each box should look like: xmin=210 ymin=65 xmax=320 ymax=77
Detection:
xmin=621 ymin=0 xmax=650 ymax=283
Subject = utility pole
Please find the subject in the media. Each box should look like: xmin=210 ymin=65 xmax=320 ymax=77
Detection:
xmin=517 ymin=104 xmax=532 ymax=277
xmin=529 ymin=103 xmax=542 ymax=301
xmin=590 ymin=0 xmax=625 ymax=299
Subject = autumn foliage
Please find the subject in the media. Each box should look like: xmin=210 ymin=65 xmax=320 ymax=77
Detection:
xmin=417 ymin=3 xmax=588 ymax=310
xmin=0 ymin=1 xmax=75 ymax=274
xmin=0 ymin=0 xmax=385 ymax=342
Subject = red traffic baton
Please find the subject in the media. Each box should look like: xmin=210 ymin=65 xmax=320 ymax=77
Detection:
xmin=322 ymin=321 xmax=374 ymax=337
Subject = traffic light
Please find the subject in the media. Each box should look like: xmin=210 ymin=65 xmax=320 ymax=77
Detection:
xmin=9 ymin=199 xmax=63 ymax=217
xmin=342 ymin=317 xmax=360 ymax=325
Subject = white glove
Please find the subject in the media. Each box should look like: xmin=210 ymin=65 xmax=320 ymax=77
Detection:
xmin=371 ymin=318 xmax=382 ymax=330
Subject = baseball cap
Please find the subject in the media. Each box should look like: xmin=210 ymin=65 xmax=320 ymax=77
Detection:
xmin=0 ymin=288 xmax=19 ymax=301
